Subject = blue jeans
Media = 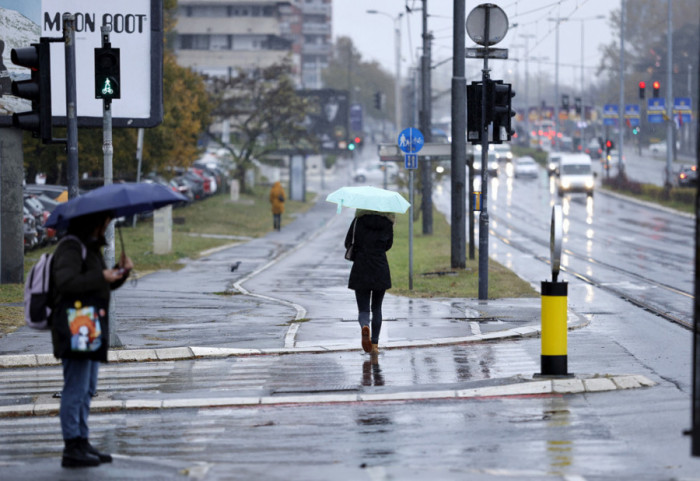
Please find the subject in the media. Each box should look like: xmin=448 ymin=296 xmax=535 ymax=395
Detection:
xmin=60 ymin=358 xmax=99 ymax=440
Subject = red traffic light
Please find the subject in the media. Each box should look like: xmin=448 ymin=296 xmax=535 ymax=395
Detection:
xmin=606 ymin=140 xmax=612 ymax=148
xmin=639 ymin=81 xmax=646 ymax=89
xmin=354 ymin=136 xmax=361 ymax=144
xmin=652 ymin=81 xmax=660 ymax=89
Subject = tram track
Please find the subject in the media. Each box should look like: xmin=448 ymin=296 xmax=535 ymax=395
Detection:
xmin=488 ymin=209 xmax=694 ymax=330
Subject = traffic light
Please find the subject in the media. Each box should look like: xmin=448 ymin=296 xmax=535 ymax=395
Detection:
xmin=652 ymin=81 xmax=660 ymax=98
xmin=632 ymin=127 xmax=640 ymax=135
xmin=373 ymin=91 xmax=381 ymax=110
xmin=466 ymin=81 xmax=483 ymax=144
xmin=94 ymin=46 xmax=121 ymax=101
xmin=492 ymin=80 xmax=515 ymax=143
xmin=347 ymin=141 xmax=356 ymax=151
xmin=605 ymin=139 xmax=614 ymax=155
xmin=574 ymin=97 xmax=582 ymax=115
xmin=561 ymin=94 xmax=569 ymax=111
xmin=10 ymin=39 xmax=52 ymax=142
xmin=639 ymin=81 xmax=646 ymax=100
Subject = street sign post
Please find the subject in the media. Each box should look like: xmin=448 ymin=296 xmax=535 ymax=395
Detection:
xmin=466 ymin=3 xmax=511 ymax=301
xmin=398 ymin=127 xmax=424 ymax=291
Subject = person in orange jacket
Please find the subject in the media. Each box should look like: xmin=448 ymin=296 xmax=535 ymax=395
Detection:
xmin=269 ymin=181 xmax=286 ymax=231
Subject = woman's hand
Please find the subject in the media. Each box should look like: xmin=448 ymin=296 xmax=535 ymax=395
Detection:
xmin=103 ymin=268 xmax=124 ymax=283
xmin=119 ymin=252 xmax=134 ymax=273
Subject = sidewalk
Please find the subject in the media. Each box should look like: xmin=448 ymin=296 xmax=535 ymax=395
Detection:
xmin=0 ymin=190 xmax=654 ymax=417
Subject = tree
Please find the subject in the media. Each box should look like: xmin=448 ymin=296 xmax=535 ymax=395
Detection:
xmin=206 ymin=60 xmax=315 ymax=193
xmin=322 ymin=37 xmax=396 ymax=131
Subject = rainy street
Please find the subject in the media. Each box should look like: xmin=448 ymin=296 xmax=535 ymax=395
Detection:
xmin=1 ymin=153 xmax=698 ymax=480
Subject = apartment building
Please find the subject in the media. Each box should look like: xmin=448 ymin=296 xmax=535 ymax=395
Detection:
xmin=174 ymin=0 xmax=332 ymax=87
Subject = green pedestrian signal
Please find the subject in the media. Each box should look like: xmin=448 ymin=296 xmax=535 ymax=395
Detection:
xmin=94 ymin=47 xmax=120 ymax=100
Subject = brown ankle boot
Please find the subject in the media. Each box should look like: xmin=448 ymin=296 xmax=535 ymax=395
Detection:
xmin=371 ymin=343 xmax=379 ymax=354
xmin=361 ymin=326 xmax=371 ymax=352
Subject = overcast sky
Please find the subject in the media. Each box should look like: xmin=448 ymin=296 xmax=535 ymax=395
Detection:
xmin=334 ymin=0 xmax=619 ymax=89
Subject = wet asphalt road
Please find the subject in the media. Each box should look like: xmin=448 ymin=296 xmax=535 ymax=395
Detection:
xmin=1 ymin=150 xmax=699 ymax=480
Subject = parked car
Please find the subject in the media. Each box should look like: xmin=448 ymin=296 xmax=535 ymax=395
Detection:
xmin=189 ymin=168 xmax=213 ymax=196
xmin=24 ymin=184 xmax=72 ymax=202
xmin=169 ymin=176 xmax=194 ymax=203
xmin=513 ymin=156 xmax=539 ymax=179
xmin=23 ymin=206 xmax=39 ymax=251
xmin=678 ymin=165 xmax=697 ymax=187
xmin=23 ymin=194 xmax=51 ymax=245
xmin=183 ymin=172 xmax=205 ymax=200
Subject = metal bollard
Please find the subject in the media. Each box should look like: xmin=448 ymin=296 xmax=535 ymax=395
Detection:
xmin=540 ymin=280 xmax=568 ymax=376
xmin=536 ymin=205 xmax=573 ymax=378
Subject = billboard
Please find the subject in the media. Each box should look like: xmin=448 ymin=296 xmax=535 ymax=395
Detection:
xmin=299 ymin=89 xmax=349 ymax=152
xmin=0 ymin=0 xmax=163 ymax=128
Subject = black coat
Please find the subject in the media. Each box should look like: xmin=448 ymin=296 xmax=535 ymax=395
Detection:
xmin=50 ymin=237 xmax=126 ymax=360
xmin=345 ymin=214 xmax=393 ymax=291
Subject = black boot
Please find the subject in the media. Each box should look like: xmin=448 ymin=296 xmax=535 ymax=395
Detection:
xmin=80 ymin=437 xmax=112 ymax=463
xmin=62 ymin=438 xmax=100 ymax=468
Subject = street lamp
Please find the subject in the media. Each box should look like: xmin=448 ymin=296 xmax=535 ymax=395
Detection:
xmin=366 ymin=9 xmax=403 ymax=130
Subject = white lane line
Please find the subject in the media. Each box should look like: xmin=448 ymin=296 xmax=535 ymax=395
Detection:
xmin=469 ymin=321 xmax=482 ymax=335
xmin=233 ymin=211 xmax=342 ymax=348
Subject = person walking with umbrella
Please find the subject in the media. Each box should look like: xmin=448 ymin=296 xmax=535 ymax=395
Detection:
xmin=345 ymin=209 xmax=395 ymax=354
xmin=50 ymin=211 xmax=133 ymax=467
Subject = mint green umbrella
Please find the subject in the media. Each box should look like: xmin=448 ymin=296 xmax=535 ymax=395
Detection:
xmin=325 ymin=186 xmax=410 ymax=214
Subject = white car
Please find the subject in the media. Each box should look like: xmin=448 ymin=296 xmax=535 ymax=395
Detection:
xmin=472 ymin=153 xmax=499 ymax=176
xmin=353 ymin=163 xmax=398 ymax=185
xmin=513 ymin=156 xmax=539 ymax=178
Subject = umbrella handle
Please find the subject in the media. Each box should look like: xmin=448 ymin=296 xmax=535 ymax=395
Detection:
xmin=117 ymin=225 xmax=126 ymax=257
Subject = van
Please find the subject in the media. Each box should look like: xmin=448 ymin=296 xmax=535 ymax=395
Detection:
xmin=555 ymin=154 xmax=595 ymax=197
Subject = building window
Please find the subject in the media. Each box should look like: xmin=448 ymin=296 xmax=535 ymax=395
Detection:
xmin=179 ymin=34 xmax=210 ymax=50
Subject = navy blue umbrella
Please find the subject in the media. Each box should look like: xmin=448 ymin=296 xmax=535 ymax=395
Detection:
xmin=45 ymin=182 xmax=188 ymax=228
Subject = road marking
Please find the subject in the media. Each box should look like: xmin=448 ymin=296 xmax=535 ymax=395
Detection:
xmin=233 ymin=212 xmax=342 ymax=348
xmin=469 ymin=321 xmax=481 ymax=335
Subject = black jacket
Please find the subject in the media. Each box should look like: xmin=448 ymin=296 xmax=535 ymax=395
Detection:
xmin=50 ymin=237 xmax=126 ymax=360
xmin=345 ymin=214 xmax=393 ymax=291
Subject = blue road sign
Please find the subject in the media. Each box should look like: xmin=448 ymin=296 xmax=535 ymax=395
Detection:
xmin=603 ymin=104 xmax=618 ymax=126
xmin=624 ymin=104 xmax=640 ymax=127
xmin=349 ymin=104 xmax=363 ymax=132
xmin=404 ymin=153 xmax=418 ymax=170
xmin=648 ymin=98 xmax=665 ymax=124
xmin=398 ymin=128 xmax=424 ymax=153
xmin=673 ymin=97 xmax=692 ymax=124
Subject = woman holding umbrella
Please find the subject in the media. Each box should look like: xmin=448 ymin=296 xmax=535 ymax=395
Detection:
xmin=50 ymin=211 xmax=132 ymax=468
xmin=345 ymin=209 xmax=395 ymax=354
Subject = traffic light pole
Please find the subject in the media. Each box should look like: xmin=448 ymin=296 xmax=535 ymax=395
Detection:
xmin=98 ymin=26 xmax=122 ymax=348
xmin=63 ymin=14 xmax=79 ymax=200
xmin=477 ymin=22 xmax=491 ymax=301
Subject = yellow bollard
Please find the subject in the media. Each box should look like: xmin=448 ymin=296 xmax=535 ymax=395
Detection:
xmin=539 ymin=280 xmax=569 ymax=376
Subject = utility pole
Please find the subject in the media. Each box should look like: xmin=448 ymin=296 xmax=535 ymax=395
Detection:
xmin=450 ymin=0 xmax=466 ymax=268
xmin=420 ymin=0 xmax=433 ymax=235
xmin=665 ymin=0 xmax=674 ymax=188
xmin=618 ymin=0 xmax=626 ymax=177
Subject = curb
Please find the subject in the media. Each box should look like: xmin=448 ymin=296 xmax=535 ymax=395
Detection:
xmin=0 ymin=374 xmax=655 ymax=418
xmin=0 ymin=309 xmax=590 ymax=369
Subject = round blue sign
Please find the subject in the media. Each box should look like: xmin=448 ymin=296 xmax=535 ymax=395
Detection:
xmin=397 ymin=128 xmax=424 ymax=154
